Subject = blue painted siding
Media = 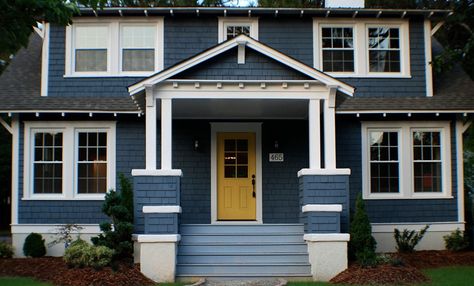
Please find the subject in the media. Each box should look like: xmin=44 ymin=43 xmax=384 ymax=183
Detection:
xmin=341 ymin=20 xmax=426 ymax=97
xmin=172 ymin=48 xmax=311 ymax=80
xmin=336 ymin=117 xmax=458 ymax=223
xmin=259 ymin=18 xmax=313 ymax=66
xmin=164 ymin=17 xmax=218 ymax=68
xmin=18 ymin=119 xmax=145 ymax=224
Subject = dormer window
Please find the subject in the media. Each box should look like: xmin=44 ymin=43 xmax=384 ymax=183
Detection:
xmin=65 ymin=18 xmax=163 ymax=77
xmin=218 ymin=18 xmax=259 ymax=43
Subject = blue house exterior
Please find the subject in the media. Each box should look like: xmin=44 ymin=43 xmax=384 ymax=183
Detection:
xmin=0 ymin=3 xmax=473 ymax=283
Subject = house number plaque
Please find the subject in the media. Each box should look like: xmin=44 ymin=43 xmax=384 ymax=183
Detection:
xmin=269 ymin=153 xmax=284 ymax=162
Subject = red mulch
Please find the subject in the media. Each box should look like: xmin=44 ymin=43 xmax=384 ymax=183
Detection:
xmin=0 ymin=257 xmax=154 ymax=286
xmin=331 ymin=250 xmax=474 ymax=285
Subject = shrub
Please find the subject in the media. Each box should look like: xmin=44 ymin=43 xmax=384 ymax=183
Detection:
xmin=394 ymin=225 xmax=429 ymax=253
xmin=0 ymin=241 xmax=14 ymax=258
xmin=64 ymin=239 xmax=114 ymax=269
xmin=91 ymin=173 xmax=134 ymax=262
xmin=23 ymin=233 xmax=46 ymax=257
xmin=444 ymin=228 xmax=469 ymax=251
xmin=350 ymin=194 xmax=377 ymax=266
xmin=48 ymin=224 xmax=84 ymax=249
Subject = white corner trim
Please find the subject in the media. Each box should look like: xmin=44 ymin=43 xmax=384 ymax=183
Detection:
xmin=41 ymin=22 xmax=50 ymax=97
xmin=297 ymin=168 xmax=351 ymax=177
xmin=137 ymin=234 xmax=181 ymax=243
xmin=142 ymin=206 xmax=182 ymax=214
xmin=11 ymin=224 xmax=101 ymax=234
xmin=11 ymin=116 xmax=19 ymax=225
xmin=456 ymin=121 xmax=465 ymax=222
xmin=131 ymin=169 xmax=183 ymax=177
xmin=424 ymin=20 xmax=433 ymax=97
xmin=302 ymin=204 xmax=342 ymax=213
xmin=371 ymin=222 xmax=465 ymax=233
xmin=304 ymin=233 xmax=350 ymax=242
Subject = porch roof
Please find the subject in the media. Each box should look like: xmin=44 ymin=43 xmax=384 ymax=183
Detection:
xmin=128 ymin=34 xmax=355 ymax=97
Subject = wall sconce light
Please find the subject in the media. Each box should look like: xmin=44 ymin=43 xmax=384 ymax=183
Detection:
xmin=194 ymin=139 xmax=200 ymax=151
xmin=274 ymin=140 xmax=279 ymax=150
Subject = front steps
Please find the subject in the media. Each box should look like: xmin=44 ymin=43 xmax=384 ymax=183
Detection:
xmin=176 ymin=224 xmax=312 ymax=279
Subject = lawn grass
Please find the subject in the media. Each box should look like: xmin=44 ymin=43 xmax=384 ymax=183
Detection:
xmin=422 ymin=266 xmax=474 ymax=286
xmin=0 ymin=277 xmax=52 ymax=286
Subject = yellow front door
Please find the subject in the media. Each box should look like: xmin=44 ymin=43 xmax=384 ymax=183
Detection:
xmin=217 ymin=132 xmax=256 ymax=220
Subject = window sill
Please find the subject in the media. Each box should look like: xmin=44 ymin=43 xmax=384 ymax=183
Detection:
xmin=63 ymin=73 xmax=155 ymax=78
xmin=328 ymin=73 xmax=412 ymax=79
xmin=22 ymin=196 xmax=106 ymax=201
xmin=363 ymin=194 xmax=454 ymax=200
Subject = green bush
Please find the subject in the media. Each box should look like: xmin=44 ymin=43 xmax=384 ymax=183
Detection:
xmin=64 ymin=239 xmax=113 ymax=269
xmin=0 ymin=241 xmax=14 ymax=258
xmin=92 ymin=173 xmax=134 ymax=262
xmin=444 ymin=228 xmax=469 ymax=251
xmin=23 ymin=233 xmax=46 ymax=257
xmin=349 ymin=194 xmax=377 ymax=266
xmin=394 ymin=225 xmax=429 ymax=253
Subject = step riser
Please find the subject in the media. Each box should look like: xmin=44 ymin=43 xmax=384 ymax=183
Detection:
xmin=178 ymin=255 xmax=309 ymax=264
xmin=176 ymin=265 xmax=312 ymax=276
xmin=180 ymin=235 xmax=304 ymax=244
xmin=179 ymin=244 xmax=308 ymax=253
xmin=180 ymin=225 xmax=304 ymax=234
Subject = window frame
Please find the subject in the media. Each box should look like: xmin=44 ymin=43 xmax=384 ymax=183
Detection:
xmin=65 ymin=17 xmax=164 ymax=77
xmin=362 ymin=122 xmax=451 ymax=200
xmin=218 ymin=17 xmax=259 ymax=43
xmin=319 ymin=23 xmax=357 ymax=75
xmin=313 ymin=19 xmax=410 ymax=78
xmin=23 ymin=121 xmax=116 ymax=200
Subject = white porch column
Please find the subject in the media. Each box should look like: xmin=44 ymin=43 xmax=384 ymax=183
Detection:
xmin=145 ymin=86 xmax=157 ymax=170
xmin=308 ymin=99 xmax=321 ymax=169
xmin=161 ymin=98 xmax=173 ymax=170
xmin=324 ymin=87 xmax=337 ymax=169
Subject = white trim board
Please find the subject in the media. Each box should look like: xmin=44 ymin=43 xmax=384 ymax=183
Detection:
xmin=210 ymin=122 xmax=263 ymax=224
xmin=11 ymin=224 xmax=101 ymax=234
xmin=41 ymin=22 xmax=50 ymax=97
xmin=371 ymin=222 xmax=465 ymax=233
xmin=128 ymin=34 xmax=354 ymax=96
xmin=142 ymin=206 xmax=182 ymax=213
xmin=11 ymin=116 xmax=19 ymax=225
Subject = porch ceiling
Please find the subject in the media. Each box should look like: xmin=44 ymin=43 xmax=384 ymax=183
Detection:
xmin=171 ymin=99 xmax=308 ymax=119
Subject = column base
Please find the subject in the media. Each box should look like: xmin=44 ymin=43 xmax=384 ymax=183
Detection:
xmin=304 ymin=234 xmax=350 ymax=281
xmin=138 ymin=234 xmax=180 ymax=283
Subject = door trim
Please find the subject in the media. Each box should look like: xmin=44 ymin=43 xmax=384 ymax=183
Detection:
xmin=210 ymin=122 xmax=263 ymax=224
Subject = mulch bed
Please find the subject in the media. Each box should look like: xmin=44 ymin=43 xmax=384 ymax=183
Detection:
xmin=0 ymin=257 xmax=154 ymax=286
xmin=331 ymin=250 xmax=474 ymax=285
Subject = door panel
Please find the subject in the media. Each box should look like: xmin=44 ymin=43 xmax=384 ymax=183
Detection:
xmin=217 ymin=132 xmax=256 ymax=220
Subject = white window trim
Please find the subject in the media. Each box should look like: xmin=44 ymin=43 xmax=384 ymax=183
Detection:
xmin=218 ymin=17 xmax=259 ymax=43
xmin=65 ymin=17 xmax=164 ymax=77
xmin=23 ymin=121 xmax=116 ymax=200
xmin=362 ymin=121 xmax=451 ymax=200
xmin=313 ymin=18 xmax=410 ymax=78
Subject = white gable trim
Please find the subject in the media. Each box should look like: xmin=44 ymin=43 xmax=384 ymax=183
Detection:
xmin=128 ymin=35 xmax=354 ymax=96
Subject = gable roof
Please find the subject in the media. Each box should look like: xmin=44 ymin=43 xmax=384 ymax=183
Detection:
xmin=128 ymin=34 xmax=355 ymax=96
xmin=0 ymin=33 xmax=140 ymax=114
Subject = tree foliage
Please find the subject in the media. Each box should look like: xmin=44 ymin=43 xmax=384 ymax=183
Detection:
xmin=349 ymin=194 xmax=377 ymax=266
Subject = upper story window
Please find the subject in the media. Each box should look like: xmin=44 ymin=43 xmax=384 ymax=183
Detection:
xmin=321 ymin=27 xmax=354 ymax=72
xmin=65 ymin=18 xmax=163 ymax=77
xmin=368 ymin=27 xmax=401 ymax=73
xmin=74 ymin=26 xmax=109 ymax=72
xmin=24 ymin=122 xmax=116 ymax=200
xmin=121 ymin=25 xmax=156 ymax=72
xmin=362 ymin=122 xmax=451 ymax=200
xmin=218 ymin=17 xmax=259 ymax=43
xmin=314 ymin=20 xmax=410 ymax=77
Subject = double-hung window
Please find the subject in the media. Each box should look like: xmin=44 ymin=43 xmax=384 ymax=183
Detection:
xmin=368 ymin=27 xmax=401 ymax=73
xmin=321 ymin=27 xmax=355 ymax=72
xmin=74 ymin=25 xmax=109 ymax=73
xmin=120 ymin=25 xmax=156 ymax=72
xmin=362 ymin=122 xmax=451 ymax=199
xmin=24 ymin=122 xmax=116 ymax=200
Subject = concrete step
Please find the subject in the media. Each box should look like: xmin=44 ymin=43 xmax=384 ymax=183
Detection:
xmin=177 ymin=252 xmax=310 ymax=264
xmin=180 ymin=233 xmax=305 ymax=244
xmin=179 ymin=242 xmax=308 ymax=253
xmin=176 ymin=263 xmax=312 ymax=276
xmin=180 ymin=224 xmax=304 ymax=235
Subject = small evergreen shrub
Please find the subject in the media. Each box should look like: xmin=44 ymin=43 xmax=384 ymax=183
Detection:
xmin=48 ymin=224 xmax=84 ymax=249
xmin=91 ymin=173 xmax=134 ymax=262
xmin=0 ymin=241 xmax=14 ymax=258
xmin=350 ymin=194 xmax=377 ymax=266
xmin=64 ymin=239 xmax=113 ymax=269
xmin=444 ymin=228 xmax=469 ymax=251
xmin=23 ymin=233 xmax=46 ymax=257
xmin=394 ymin=225 xmax=429 ymax=253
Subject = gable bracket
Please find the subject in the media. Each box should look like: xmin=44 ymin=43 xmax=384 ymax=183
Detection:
xmin=0 ymin=116 xmax=13 ymax=134
xmin=237 ymin=42 xmax=246 ymax=64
